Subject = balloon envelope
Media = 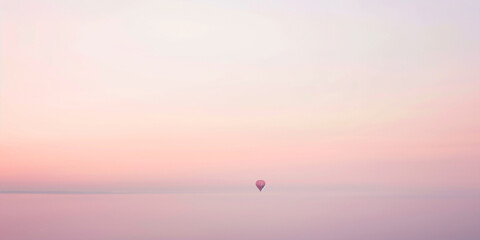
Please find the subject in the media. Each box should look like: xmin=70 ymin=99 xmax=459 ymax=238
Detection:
xmin=256 ymin=180 xmax=266 ymax=191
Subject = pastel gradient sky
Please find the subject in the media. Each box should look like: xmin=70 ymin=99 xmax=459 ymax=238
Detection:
xmin=1 ymin=0 xmax=479 ymax=192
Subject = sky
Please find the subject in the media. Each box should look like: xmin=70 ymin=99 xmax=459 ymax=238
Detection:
xmin=1 ymin=0 xmax=479 ymax=193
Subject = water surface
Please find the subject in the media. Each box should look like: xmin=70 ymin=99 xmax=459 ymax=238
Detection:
xmin=1 ymin=191 xmax=479 ymax=240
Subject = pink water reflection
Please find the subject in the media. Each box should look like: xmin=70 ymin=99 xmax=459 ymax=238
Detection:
xmin=1 ymin=192 xmax=479 ymax=240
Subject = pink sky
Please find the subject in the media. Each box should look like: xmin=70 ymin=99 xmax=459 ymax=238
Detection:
xmin=1 ymin=0 xmax=479 ymax=192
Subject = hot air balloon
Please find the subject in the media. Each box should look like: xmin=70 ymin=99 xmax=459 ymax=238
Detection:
xmin=256 ymin=180 xmax=266 ymax=192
